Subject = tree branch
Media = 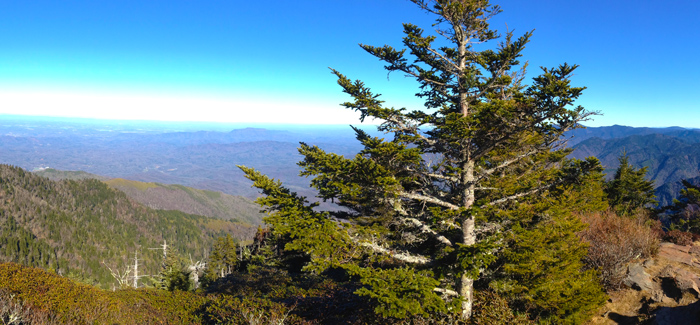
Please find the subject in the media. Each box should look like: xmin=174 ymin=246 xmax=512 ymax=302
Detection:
xmin=477 ymin=150 xmax=539 ymax=179
xmin=397 ymin=67 xmax=455 ymax=101
xmin=401 ymin=217 xmax=453 ymax=246
xmin=434 ymin=287 xmax=460 ymax=296
xmin=475 ymin=187 xmax=498 ymax=191
xmin=379 ymin=112 xmax=437 ymax=147
xmin=425 ymin=172 xmax=460 ymax=183
xmin=481 ymin=185 xmax=548 ymax=207
xmin=401 ymin=192 xmax=460 ymax=210
xmin=426 ymin=46 xmax=460 ymax=72
xmin=358 ymin=241 xmax=431 ymax=265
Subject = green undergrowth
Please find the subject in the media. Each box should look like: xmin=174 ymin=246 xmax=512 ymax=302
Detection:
xmin=0 ymin=263 xmax=300 ymax=325
xmin=0 ymin=262 xmax=543 ymax=324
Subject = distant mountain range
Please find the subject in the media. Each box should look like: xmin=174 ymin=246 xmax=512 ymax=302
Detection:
xmin=3 ymin=116 xmax=700 ymax=208
xmin=567 ymin=126 xmax=700 ymax=206
xmin=0 ymin=118 xmax=366 ymax=201
xmin=566 ymin=125 xmax=700 ymax=147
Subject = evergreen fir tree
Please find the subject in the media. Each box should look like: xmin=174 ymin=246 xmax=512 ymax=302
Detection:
xmin=240 ymin=0 xmax=603 ymax=320
xmin=660 ymin=180 xmax=700 ymax=234
xmin=492 ymin=168 xmax=608 ymax=323
xmin=605 ymin=152 xmax=656 ymax=215
xmin=204 ymin=234 xmax=238 ymax=280
xmin=153 ymin=247 xmax=192 ymax=291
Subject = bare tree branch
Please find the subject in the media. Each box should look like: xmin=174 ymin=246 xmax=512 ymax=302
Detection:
xmin=401 ymin=192 xmax=460 ymax=210
xmin=425 ymin=172 xmax=460 ymax=183
xmin=482 ymin=185 xmax=548 ymax=208
xmin=102 ymin=261 xmax=132 ymax=289
xmin=477 ymin=150 xmax=539 ymax=178
xmin=475 ymin=221 xmax=505 ymax=235
xmin=425 ymin=47 xmax=460 ymax=72
xmin=358 ymin=241 xmax=431 ymax=265
xmin=475 ymin=187 xmax=498 ymax=191
xmin=401 ymin=217 xmax=453 ymax=246
xmin=434 ymin=287 xmax=460 ymax=296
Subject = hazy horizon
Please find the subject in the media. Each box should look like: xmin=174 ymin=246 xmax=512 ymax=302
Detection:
xmin=1 ymin=113 xmax=696 ymax=132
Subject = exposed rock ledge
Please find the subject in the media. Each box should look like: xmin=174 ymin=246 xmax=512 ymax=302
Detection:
xmin=588 ymin=242 xmax=700 ymax=325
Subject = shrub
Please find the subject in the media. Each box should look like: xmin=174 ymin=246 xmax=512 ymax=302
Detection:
xmin=468 ymin=290 xmax=533 ymax=325
xmin=201 ymin=295 xmax=302 ymax=325
xmin=647 ymin=218 xmax=666 ymax=241
xmin=665 ymin=229 xmax=693 ymax=246
xmin=0 ymin=289 xmax=57 ymax=325
xmin=0 ymin=262 xmax=120 ymax=324
xmin=579 ymin=210 xmax=660 ymax=289
xmin=0 ymin=262 xmax=207 ymax=324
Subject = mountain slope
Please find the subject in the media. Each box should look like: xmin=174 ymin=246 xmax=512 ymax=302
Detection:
xmin=0 ymin=164 xmax=246 ymax=288
xmin=33 ymin=168 xmax=110 ymax=181
xmin=571 ymin=134 xmax=700 ymax=206
xmin=571 ymin=134 xmax=694 ymax=183
xmin=566 ymin=125 xmax=698 ymax=147
xmin=33 ymin=169 xmax=265 ymax=226
xmin=105 ymin=178 xmax=264 ymax=226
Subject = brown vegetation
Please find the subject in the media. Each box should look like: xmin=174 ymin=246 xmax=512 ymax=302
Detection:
xmin=664 ymin=229 xmax=694 ymax=246
xmin=579 ymin=210 xmax=660 ymax=290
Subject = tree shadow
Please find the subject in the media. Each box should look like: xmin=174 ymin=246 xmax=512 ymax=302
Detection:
xmin=607 ymin=312 xmax=642 ymax=325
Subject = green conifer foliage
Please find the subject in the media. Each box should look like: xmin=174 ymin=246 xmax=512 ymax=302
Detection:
xmin=154 ymin=248 xmax=193 ymax=291
xmin=202 ymin=234 xmax=238 ymax=286
xmin=240 ymin=0 xmax=603 ymax=321
xmin=661 ymin=180 xmax=700 ymax=234
xmin=605 ymin=153 xmax=656 ymax=215
xmin=493 ymin=187 xmax=607 ymax=324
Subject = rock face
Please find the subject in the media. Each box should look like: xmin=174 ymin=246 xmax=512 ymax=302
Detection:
xmin=598 ymin=242 xmax=700 ymax=324
xmin=624 ymin=263 xmax=655 ymax=292
xmin=658 ymin=242 xmax=700 ymax=268
xmin=656 ymin=265 xmax=700 ymax=298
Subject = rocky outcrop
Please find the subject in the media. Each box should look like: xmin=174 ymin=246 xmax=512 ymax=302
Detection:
xmin=592 ymin=242 xmax=700 ymax=324
xmin=658 ymin=242 xmax=700 ymax=268
xmin=623 ymin=263 xmax=655 ymax=292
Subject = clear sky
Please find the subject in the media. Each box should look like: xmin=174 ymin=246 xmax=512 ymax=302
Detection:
xmin=1 ymin=0 xmax=699 ymax=127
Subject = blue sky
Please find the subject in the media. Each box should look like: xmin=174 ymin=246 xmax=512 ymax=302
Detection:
xmin=1 ymin=0 xmax=698 ymax=126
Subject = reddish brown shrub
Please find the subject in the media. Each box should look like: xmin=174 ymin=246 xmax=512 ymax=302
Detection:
xmin=665 ymin=229 xmax=693 ymax=246
xmin=648 ymin=219 xmax=666 ymax=240
xmin=579 ymin=210 xmax=660 ymax=290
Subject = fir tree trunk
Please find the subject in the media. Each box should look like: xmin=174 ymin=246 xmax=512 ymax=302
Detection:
xmin=460 ymin=160 xmax=476 ymax=319
xmin=459 ymin=274 xmax=474 ymax=319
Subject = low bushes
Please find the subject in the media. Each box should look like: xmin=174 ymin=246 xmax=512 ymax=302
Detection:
xmin=469 ymin=290 xmax=534 ymax=325
xmin=664 ymin=229 xmax=694 ymax=246
xmin=205 ymin=266 xmax=377 ymax=324
xmin=202 ymin=296 xmax=302 ymax=325
xmin=579 ymin=210 xmax=660 ymax=290
xmin=0 ymin=262 xmax=302 ymax=324
xmin=0 ymin=262 xmax=121 ymax=324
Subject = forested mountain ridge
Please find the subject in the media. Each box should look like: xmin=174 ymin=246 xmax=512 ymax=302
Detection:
xmin=570 ymin=132 xmax=700 ymax=206
xmin=33 ymin=168 xmax=264 ymax=226
xmin=0 ymin=164 xmax=244 ymax=288
xmin=565 ymin=124 xmax=698 ymax=147
xmin=104 ymin=178 xmax=263 ymax=226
